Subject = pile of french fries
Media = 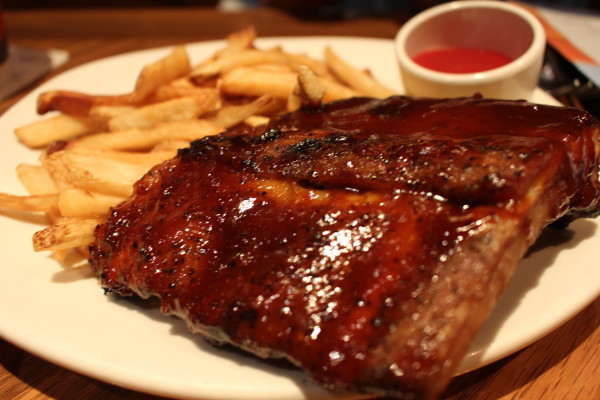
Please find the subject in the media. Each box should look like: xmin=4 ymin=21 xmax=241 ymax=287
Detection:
xmin=0 ymin=27 xmax=396 ymax=261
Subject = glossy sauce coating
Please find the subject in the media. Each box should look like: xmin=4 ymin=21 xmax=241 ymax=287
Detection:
xmin=90 ymin=96 xmax=600 ymax=399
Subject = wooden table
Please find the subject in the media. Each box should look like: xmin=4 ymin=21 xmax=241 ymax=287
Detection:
xmin=0 ymin=7 xmax=598 ymax=400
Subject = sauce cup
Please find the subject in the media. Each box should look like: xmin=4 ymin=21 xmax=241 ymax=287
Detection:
xmin=395 ymin=0 xmax=546 ymax=99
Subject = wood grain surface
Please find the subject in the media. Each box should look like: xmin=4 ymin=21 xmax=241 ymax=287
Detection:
xmin=0 ymin=6 xmax=598 ymax=400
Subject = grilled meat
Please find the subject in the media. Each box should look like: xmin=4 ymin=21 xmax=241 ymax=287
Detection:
xmin=89 ymin=96 xmax=600 ymax=399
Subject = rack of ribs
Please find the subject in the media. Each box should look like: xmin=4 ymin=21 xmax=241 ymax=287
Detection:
xmin=89 ymin=95 xmax=600 ymax=399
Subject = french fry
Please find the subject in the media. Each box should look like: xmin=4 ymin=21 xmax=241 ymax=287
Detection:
xmin=221 ymin=67 xmax=298 ymax=99
xmin=16 ymin=164 xmax=59 ymax=195
xmin=15 ymin=114 xmax=98 ymax=148
xmin=108 ymin=94 xmax=220 ymax=131
xmin=288 ymin=66 xmax=326 ymax=111
xmin=60 ymin=147 xmax=176 ymax=166
xmin=209 ymin=95 xmax=276 ymax=128
xmin=191 ymin=49 xmax=290 ymax=79
xmin=324 ymin=46 xmax=396 ymax=98
xmin=244 ymin=115 xmax=270 ymax=127
xmin=222 ymin=66 xmax=358 ymax=102
xmin=320 ymin=77 xmax=361 ymax=102
xmin=70 ymin=120 xmax=223 ymax=151
xmin=130 ymin=45 xmax=191 ymax=103
xmin=153 ymin=85 xmax=220 ymax=103
xmin=283 ymin=52 xmax=331 ymax=77
xmin=37 ymin=90 xmax=133 ymax=115
xmin=151 ymin=139 xmax=192 ymax=153
xmin=0 ymin=193 xmax=58 ymax=212
xmin=58 ymin=188 xmax=125 ymax=218
xmin=43 ymin=150 xmax=152 ymax=197
xmin=88 ymin=105 xmax=137 ymax=128
xmin=216 ymin=25 xmax=256 ymax=57
xmin=32 ymin=218 xmax=100 ymax=252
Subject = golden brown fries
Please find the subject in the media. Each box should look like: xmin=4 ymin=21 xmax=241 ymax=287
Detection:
xmin=0 ymin=193 xmax=58 ymax=213
xmin=1 ymin=26 xmax=397 ymax=259
xmin=33 ymin=219 xmax=101 ymax=252
xmin=37 ymin=90 xmax=133 ymax=116
xmin=106 ymin=94 xmax=220 ymax=131
xmin=288 ymin=66 xmax=327 ymax=111
xmin=15 ymin=114 xmax=97 ymax=148
xmin=324 ymin=46 xmax=397 ymax=98
xmin=130 ymin=45 xmax=192 ymax=103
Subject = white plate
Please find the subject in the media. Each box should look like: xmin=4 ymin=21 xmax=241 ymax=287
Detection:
xmin=0 ymin=37 xmax=599 ymax=399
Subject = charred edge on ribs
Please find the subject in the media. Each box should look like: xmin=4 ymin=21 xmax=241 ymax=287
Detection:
xmin=89 ymin=96 xmax=600 ymax=400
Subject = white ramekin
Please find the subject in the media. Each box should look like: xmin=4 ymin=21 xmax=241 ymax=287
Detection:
xmin=395 ymin=0 xmax=546 ymax=99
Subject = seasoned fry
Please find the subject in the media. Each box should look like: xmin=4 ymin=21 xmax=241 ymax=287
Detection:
xmin=324 ymin=46 xmax=397 ymax=98
xmin=15 ymin=114 xmax=97 ymax=148
xmin=130 ymin=45 xmax=191 ymax=103
xmin=32 ymin=219 xmax=100 ymax=252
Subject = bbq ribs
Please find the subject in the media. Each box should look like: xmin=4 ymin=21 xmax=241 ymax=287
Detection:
xmin=89 ymin=96 xmax=600 ymax=399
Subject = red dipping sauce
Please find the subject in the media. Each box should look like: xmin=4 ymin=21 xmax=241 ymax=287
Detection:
xmin=412 ymin=47 xmax=512 ymax=73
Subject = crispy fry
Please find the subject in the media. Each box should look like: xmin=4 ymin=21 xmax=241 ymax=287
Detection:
xmin=191 ymin=49 xmax=290 ymax=79
xmin=151 ymin=139 xmax=191 ymax=153
xmin=0 ymin=193 xmax=58 ymax=212
xmin=130 ymin=45 xmax=191 ymax=103
xmin=284 ymin=52 xmax=332 ymax=77
xmin=324 ymin=46 xmax=396 ymax=98
xmin=108 ymin=94 xmax=220 ymax=131
xmin=70 ymin=119 xmax=223 ymax=151
xmin=16 ymin=164 xmax=59 ymax=195
xmin=153 ymin=85 xmax=220 ymax=102
xmin=58 ymin=188 xmax=125 ymax=218
xmin=288 ymin=66 xmax=326 ymax=111
xmin=37 ymin=90 xmax=133 ymax=115
xmin=244 ymin=115 xmax=270 ymax=127
xmin=33 ymin=218 xmax=100 ymax=252
xmin=60 ymin=146 xmax=176 ymax=166
xmin=217 ymin=26 xmax=256 ymax=57
xmin=222 ymin=66 xmax=358 ymax=102
xmin=88 ymin=105 xmax=137 ymax=128
xmin=221 ymin=67 xmax=298 ymax=99
xmin=43 ymin=150 xmax=153 ymax=197
xmin=208 ymin=95 xmax=275 ymax=128
xmin=15 ymin=114 xmax=98 ymax=148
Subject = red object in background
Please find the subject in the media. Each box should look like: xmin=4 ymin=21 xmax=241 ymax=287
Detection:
xmin=412 ymin=47 xmax=512 ymax=73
